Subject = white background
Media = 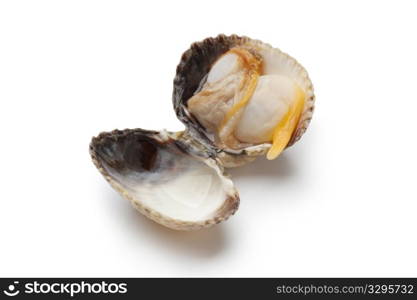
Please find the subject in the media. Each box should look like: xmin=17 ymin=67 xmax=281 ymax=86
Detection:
xmin=1 ymin=0 xmax=416 ymax=277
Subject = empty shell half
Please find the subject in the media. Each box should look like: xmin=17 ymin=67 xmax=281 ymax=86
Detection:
xmin=90 ymin=129 xmax=239 ymax=230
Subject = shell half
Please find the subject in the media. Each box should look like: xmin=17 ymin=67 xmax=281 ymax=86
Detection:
xmin=173 ymin=34 xmax=315 ymax=167
xmin=90 ymin=129 xmax=239 ymax=230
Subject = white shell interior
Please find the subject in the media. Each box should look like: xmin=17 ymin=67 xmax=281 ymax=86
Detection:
xmin=102 ymin=141 xmax=235 ymax=222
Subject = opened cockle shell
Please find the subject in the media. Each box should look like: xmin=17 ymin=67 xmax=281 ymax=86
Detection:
xmin=90 ymin=34 xmax=315 ymax=230
xmin=173 ymin=34 xmax=315 ymax=167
